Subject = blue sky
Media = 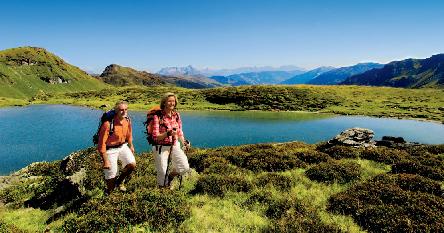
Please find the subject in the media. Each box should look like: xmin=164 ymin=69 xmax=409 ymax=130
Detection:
xmin=1 ymin=0 xmax=443 ymax=73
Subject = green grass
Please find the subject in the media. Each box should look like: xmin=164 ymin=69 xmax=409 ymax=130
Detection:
xmin=0 ymin=207 xmax=50 ymax=232
xmin=181 ymin=196 xmax=268 ymax=233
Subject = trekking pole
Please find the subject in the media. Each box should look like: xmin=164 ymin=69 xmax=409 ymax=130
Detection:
xmin=163 ymin=144 xmax=173 ymax=187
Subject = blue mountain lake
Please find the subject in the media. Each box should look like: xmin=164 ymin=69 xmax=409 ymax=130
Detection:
xmin=1 ymin=104 xmax=444 ymax=175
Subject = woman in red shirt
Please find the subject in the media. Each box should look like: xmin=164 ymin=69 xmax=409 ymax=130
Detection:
xmin=152 ymin=93 xmax=190 ymax=187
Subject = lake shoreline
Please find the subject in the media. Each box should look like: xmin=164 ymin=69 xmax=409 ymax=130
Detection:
xmin=1 ymin=101 xmax=443 ymax=125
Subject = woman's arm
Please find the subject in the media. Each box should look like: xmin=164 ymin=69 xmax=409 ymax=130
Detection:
xmin=153 ymin=115 xmax=170 ymax=142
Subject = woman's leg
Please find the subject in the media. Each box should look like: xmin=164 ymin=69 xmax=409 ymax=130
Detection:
xmin=153 ymin=146 xmax=171 ymax=186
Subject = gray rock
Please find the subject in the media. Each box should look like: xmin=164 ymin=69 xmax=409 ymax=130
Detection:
xmin=328 ymin=127 xmax=376 ymax=147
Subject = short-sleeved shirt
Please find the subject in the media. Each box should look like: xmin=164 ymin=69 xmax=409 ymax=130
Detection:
xmin=152 ymin=111 xmax=183 ymax=145
xmin=97 ymin=116 xmax=133 ymax=154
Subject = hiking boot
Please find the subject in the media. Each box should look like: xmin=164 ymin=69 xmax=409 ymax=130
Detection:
xmin=118 ymin=184 xmax=127 ymax=192
xmin=166 ymin=174 xmax=175 ymax=187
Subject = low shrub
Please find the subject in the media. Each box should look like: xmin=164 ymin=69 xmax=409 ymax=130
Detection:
xmin=322 ymin=145 xmax=361 ymax=159
xmin=188 ymin=143 xmax=308 ymax=173
xmin=267 ymin=212 xmax=341 ymax=233
xmin=406 ymin=144 xmax=444 ymax=156
xmin=203 ymin=162 xmax=246 ymax=176
xmin=192 ymin=174 xmax=253 ymax=197
xmin=360 ymin=147 xmax=409 ymax=164
xmin=296 ymin=150 xmax=331 ymax=164
xmin=265 ymin=198 xmax=341 ymax=232
xmin=25 ymin=161 xmax=61 ymax=176
xmin=187 ymin=149 xmax=210 ymax=172
xmin=243 ymin=190 xmax=276 ymax=207
xmin=239 ymin=143 xmax=276 ymax=153
xmin=395 ymin=173 xmax=443 ymax=196
xmin=255 ymin=173 xmax=293 ymax=191
xmin=305 ymin=161 xmax=361 ymax=184
xmin=327 ymin=174 xmax=444 ymax=233
xmin=265 ymin=197 xmax=306 ymax=220
xmin=391 ymin=160 xmax=444 ymax=181
xmin=62 ymin=188 xmax=190 ymax=232
xmin=243 ymin=150 xmax=306 ymax=172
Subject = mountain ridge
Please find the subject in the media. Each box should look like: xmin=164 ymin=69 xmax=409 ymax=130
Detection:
xmin=342 ymin=54 xmax=444 ymax=88
xmin=308 ymin=63 xmax=384 ymax=85
xmin=280 ymin=67 xmax=335 ymax=84
xmin=209 ymin=70 xmax=304 ymax=86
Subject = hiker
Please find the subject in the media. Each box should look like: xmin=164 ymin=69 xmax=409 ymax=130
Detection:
xmin=151 ymin=92 xmax=190 ymax=188
xmin=97 ymin=100 xmax=136 ymax=193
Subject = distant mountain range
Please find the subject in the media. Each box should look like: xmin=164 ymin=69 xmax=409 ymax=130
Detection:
xmin=209 ymin=70 xmax=304 ymax=86
xmin=158 ymin=65 xmax=305 ymax=77
xmin=280 ymin=67 xmax=335 ymax=84
xmin=342 ymin=54 xmax=444 ymax=88
xmin=0 ymin=47 xmax=107 ymax=98
xmin=307 ymin=63 xmax=384 ymax=85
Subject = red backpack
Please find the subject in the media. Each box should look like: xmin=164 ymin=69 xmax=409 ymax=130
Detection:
xmin=143 ymin=106 xmax=164 ymax=145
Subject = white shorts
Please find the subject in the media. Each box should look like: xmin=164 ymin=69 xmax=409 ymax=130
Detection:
xmin=152 ymin=141 xmax=190 ymax=186
xmin=103 ymin=143 xmax=136 ymax=180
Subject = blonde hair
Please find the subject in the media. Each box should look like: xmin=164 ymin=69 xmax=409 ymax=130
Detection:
xmin=114 ymin=100 xmax=128 ymax=111
xmin=160 ymin=92 xmax=178 ymax=110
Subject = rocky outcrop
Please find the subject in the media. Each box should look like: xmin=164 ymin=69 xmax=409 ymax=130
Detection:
xmin=40 ymin=76 xmax=70 ymax=84
xmin=24 ymin=149 xmax=95 ymax=210
xmin=328 ymin=127 xmax=376 ymax=147
xmin=326 ymin=128 xmax=422 ymax=149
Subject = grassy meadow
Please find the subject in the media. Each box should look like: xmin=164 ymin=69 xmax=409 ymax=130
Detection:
xmin=2 ymin=85 xmax=443 ymax=123
xmin=0 ymin=142 xmax=443 ymax=232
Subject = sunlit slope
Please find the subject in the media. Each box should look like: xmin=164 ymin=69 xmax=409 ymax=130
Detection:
xmin=0 ymin=47 xmax=108 ymax=98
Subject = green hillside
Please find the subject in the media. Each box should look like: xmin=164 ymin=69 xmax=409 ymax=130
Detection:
xmin=99 ymin=64 xmax=170 ymax=86
xmin=0 ymin=47 xmax=108 ymax=99
xmin=342 ymin=54 xmax=444 ymax=88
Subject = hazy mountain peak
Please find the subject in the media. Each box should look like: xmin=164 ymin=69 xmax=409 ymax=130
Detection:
xmin=157 ymin=65 xmax=202 ymax=76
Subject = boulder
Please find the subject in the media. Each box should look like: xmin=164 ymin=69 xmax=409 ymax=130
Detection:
xmin=328 ymin=127 xmax=376 ymax=147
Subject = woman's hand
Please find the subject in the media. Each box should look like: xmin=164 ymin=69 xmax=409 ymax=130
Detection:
xmin=168 ymin=128 xmax=178 ymax=137
xmin=182 ymin=139 xmax=191 ymax=152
